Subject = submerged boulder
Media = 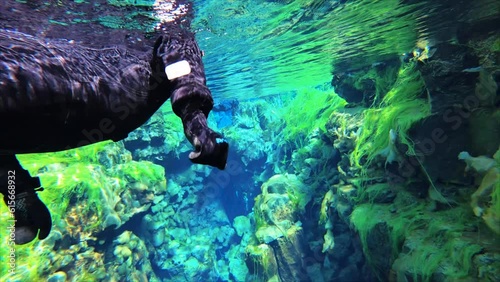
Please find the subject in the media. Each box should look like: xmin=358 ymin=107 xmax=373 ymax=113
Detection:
xmin=409 ymin=41 xmax=499 ymax=184
xmin=459 ymin=147 xmax=500 ymax=235
xmin=331 ymin=57 xmax=400 ymax=106
xmin=246 ymin=174 xmax=311 ymax=281
xmin=6 ymin=142 xmax=166 ymax=281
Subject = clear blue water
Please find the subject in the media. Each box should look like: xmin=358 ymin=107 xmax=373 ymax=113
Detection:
xmin=1 ymin=0 xmax=499 ymax=281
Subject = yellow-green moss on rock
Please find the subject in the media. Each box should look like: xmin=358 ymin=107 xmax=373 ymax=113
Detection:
xmin=1 ymin=141 xmax=166 ymax=281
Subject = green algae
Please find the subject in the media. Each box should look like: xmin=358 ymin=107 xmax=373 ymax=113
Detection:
xmin=245 ymin=243 xmax=276 ymax=281
xmin=17 ymin=141 xmax=166 ymax=229
xmin=338 ymin=63 xmax=400 ymax=106
xmin=277 ymin=88 xmax=346 ymax=146
xmin=493 ymin=38 xmax=500 ymax=52
xmin=351 ymin=62 xmax=431 ymax=168
xmin=17 ymin=142 xmax=112 ymax=225
xmin=0 ymin=210 xmax=50 ymax=281
xmin=350 ymin=192 xmax=484 ymax=281
xmin=355 ymin=182 xmax=395 ymax=204
xmin=0 ymin=141 xmax=167 ymax=280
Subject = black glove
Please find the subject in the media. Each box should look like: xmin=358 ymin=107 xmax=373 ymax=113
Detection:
xmin=183 ymin=110 xmax=229 ymax=170
xmin=189 ymin=129 xmax=229 ymax=170
xmin=4 ymin=188 xmax=52 ymax=245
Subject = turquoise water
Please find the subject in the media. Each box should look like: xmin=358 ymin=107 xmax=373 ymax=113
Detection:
xmin=1 ymin=0 xmax=499 ymax=281
xmin=193 ymin=0 xmax=498 ymax=99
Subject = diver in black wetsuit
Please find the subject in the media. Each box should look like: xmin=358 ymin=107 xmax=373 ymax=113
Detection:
xmin=0 ymin=28 xmax=229 ymax=244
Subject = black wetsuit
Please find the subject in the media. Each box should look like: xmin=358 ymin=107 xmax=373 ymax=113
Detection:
xmin=0 ymin=29 xmax=214 ymax=152
xmin=0 ymin=28 xmax=228 ymax=244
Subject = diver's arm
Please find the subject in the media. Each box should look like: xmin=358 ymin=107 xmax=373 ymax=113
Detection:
xmin=0 ymin=29 xmax=228 ymax=169
xmin=150 ymin=31 xmax=228 ymax=169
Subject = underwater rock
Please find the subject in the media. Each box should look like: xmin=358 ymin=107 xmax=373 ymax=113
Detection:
xmin=142 ymin=213 xmax=164 ymax=232
xmin=184 ymin=257 xmax=208 ymax=279
xmin=106 ymin=231 xmax=157 ymax=281
xmin=391 ymin=230 xmax=484 ymax=282
xmin=336 ymin=184 xmax=357 ymax=206
xmin=336 ymin=201 xmax=353 ymax=224
xmin=115 ymin=230 xmax=131 ymax=244
xmin=460 ymin=149 xmax=500 ymax=235
xmin=123 ymin=107 xmax=188 ymax=165
xmin=151 ymin=229 xmax=165 ymax=247
xmin=228 ymin=126 xmax=267 ymax=165
xmin=331 ymin=74 xmax=364 ymax=103
xmin=408 ymin=41 xmax=492 ymax=184
xmin=245 ymin=244 xmax=278 ymax=281
xmin=233 ymin=215 xmax=252 ymax=237
xmin=289 ymin=128 xmax=342 ymax=189
xmin=24 ymin=142 xmax=166 ymax=235
xmin=331 ymin=57 xmax=400 ymax=106
xmin=168 ymin=227 xmax=189 ymax=241
xmin=41 ymin=229 xmax=63 ymax=250
xmin=59 ymin=254 xmax=73 ymax=269
xmin=215 ymin=225 xmax=236 ymax=246
xmin=228 ymin=245 xmax=249 ymax=282
xmin=306 ymin=263 xmax=325 ymax=282
xmin=477 ymin=171 xmax=500 ymax=234
xmin=246 ymin=173 xmax=314 ymax=281
xmin=419 ymin=43 xmax=480 ymax=113
xmin=468 ymin=107 xmax=500 ymax=156
xmin=357 ymin=221 xmax=394 ymax=278
xmin=214 ymin=259 xmax=231 ymax=281
xmin=261 ymin=174 xmax=310 ymax=211
xmin=336 ymin=264 xmax=361 ymax=282
xmin=254 ymin=189 xmax=296 ymax=245
xmin=103 ymin=213 xmax=122 ymax=229
xmin=114 ymin=245 xmax=132 ymax=258
xmin=321 ymin=229 xmax=335 ymax=253
xmin=325 ymin=108 xmax=361 ymax=154
xmin=256 ymin=225 xmax=286 ymax=244
xmin=319 ymin=189 xmax=336 ymax=228
xmin=409 ymin=114 xmax=473 ymax=184
xmin=222 ymin=101 xmax=270 ymax=166
xmin=360 ymin=183 xmax=397 ymax=204
xmin=328 ymin=231 xmax=352 ymax=261
xmin=191 ymin=244 xmax=210 ymax=263
xmin=267 ymin=227 xmax=310 ymax=282
xmin=47 ymin=271 xmax=67 ymax=282
xmin=142 ymin=177 xmax=242 ymax=281
xmin=326 ymin=109 xmax=363 ymax=178
xmin=165 ymin=240 xmax=181 ymax=256
xmin=246 ymin=226 xmax=310 ymax=282
xmin=10 ymin=143 xmax=166 ymax=281
xmin=427 ymin=183 xmax=460 ymax=211
xmin=349 ymin=188 xmax=499 ymax=282
xmin=473 ymin=252 xmax=500 ymax=282
xmin=456 ymin=15 xmax=500 ymax=45
xmin=409 ymin=40 xmax=499 ymax=183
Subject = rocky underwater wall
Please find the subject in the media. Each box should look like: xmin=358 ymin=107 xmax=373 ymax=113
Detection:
xmin=236 ymin=18 xmax=500 ymax=282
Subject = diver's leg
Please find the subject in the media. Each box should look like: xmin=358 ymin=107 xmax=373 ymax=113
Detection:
xmin=0 ymin=156 xmax=52 ymax=244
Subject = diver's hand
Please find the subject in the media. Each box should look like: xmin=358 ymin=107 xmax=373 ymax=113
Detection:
xmin=189 ymin=129 xmax=229 ymax=170
xmin=6 ymin=191 xmax=52 ymax=244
